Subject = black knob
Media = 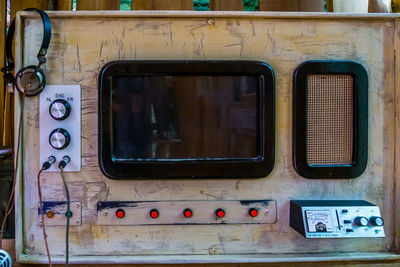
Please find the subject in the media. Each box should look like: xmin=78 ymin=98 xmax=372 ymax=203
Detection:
xmin=49 ymin=99 xmax=71 ymax=120
xmin=369 ymin=216 xmax=384 ymax=227
xmin=354 ymin=216 xmax=369 ymax=227
xmin=49 ymin=128 xmax=71 ymax=150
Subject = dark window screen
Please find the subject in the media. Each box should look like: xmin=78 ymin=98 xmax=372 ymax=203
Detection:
xmin=112 ymin=75 xmax=259 ymax=160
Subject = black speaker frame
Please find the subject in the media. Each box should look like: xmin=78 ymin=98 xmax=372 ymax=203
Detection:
xmin=293 ymin=61 xmax=368 ymax=179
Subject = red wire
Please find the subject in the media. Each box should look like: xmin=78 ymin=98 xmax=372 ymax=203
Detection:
xmin=38 ymin=167 xmax=52 ymax=267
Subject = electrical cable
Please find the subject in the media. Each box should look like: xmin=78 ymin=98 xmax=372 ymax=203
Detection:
xmin=59 ymin=156 xmax=71 ymax=267
xmin=37 ymin=165 xmax=53 ymax=267
xmin=0 ymin=95 xmax=24 ymax=249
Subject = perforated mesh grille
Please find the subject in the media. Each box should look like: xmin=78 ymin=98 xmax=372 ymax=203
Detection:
xmin=306 ymin=74 xmax=353 ymax=166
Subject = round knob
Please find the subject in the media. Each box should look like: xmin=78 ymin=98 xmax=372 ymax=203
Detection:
xmin=49 ymin=99 xmax=71 ymax=120
xmin=354 ymin=216 xmax=369 ymax=227
xmin=49 ymin=128 xmax=71 ymax=150
xmin=369 ymin=216 xmax=384 ymax=227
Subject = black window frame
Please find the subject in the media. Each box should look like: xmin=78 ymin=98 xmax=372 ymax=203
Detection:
xmin=292 ymin=60 xmax=368 ymax=179
xmin=99 ymin=60 xmax=275 ymax=179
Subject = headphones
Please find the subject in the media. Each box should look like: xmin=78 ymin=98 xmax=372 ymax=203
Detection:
xmin=1 ymin=8 xmax=52 ymax=96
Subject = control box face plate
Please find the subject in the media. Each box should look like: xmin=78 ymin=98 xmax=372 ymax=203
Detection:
xmin=97 ymin=200 xmax=277 ymax=225
xmin=37 ymin=201 xmax=82 ymax=226
xmin=303 ymin=206 xmax=384 ymax=238
xmin=290 ymin=200 xmax=385 ymax=238
xmin=39 ymin=85 xmax=81 ymax=172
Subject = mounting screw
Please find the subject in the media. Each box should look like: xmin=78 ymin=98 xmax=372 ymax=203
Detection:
xmin=76 ymin=203 xmax=81 ymax=208
xmin=264 ymin=209 xmax=269 ymax=214
xmin=39 ymin=220 xmax=43 ymax=224
xmin=208 ymin=18 xmax=215 ymax=26
xmin=75 ymin=220 xmax=80 ymax=224
xmin=104 ymin=211 xmax=108 ymax=216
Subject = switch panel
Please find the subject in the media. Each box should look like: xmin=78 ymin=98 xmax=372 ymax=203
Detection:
xmin=37 ymin=201 xmax=82 ymax=226
xmin=290 ymin=200 xmax=385 ymax=238
xmin=40 ymin=85 xmax=81 ymax=172
xmin=97 ymin=200 xmax=277 ymax=225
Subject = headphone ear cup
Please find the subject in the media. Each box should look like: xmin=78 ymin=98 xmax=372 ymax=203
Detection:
xmin=15 ymin=66 xmax=46 ymax=96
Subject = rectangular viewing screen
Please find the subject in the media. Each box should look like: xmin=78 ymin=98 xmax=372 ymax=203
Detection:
xmin=112 ymin=75 xmax=259 ymax=161
xmin=99 ymin=60 xmax=274 ymax=179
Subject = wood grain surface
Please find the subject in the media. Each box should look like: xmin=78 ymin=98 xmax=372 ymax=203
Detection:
xmin=76 ymin=0 xmax=120 ymax=10
xmin=10 ymin=10 xmax=400 ymax=265
xmin=56 ymin=0 xmax=73 ymax=10
xmin=132 ymin=0 xmax=193 ymax=10
xmin=210 ymin=0 xmax=243 ymax=11
xmin=259 ymin=0 xmax=324 ymax=11
xmin=0 ymin=0 xmax=6 ymax=145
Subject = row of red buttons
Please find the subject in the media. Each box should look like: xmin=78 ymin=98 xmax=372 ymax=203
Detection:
xmin=115 ymin=208 xmax=259 ymax=219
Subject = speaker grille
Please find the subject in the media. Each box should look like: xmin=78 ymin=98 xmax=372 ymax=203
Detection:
xmin=306 ymin=74 xmax=353 ymax=166
xmin=0 ymin=249 xmax=12 ymax=267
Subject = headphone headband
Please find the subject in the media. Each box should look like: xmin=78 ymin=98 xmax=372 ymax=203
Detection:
xmin=2 ymin=8 xmax=51 ymax=80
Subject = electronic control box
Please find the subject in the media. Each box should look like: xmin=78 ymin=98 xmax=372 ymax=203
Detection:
xmin=290 ymin=200 xmax=385 ymax=238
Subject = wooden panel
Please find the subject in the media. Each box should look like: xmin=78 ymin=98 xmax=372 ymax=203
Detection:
xmin=0 ymin=0 xmax=5 ymax=145
xmin=132 ymin=0 xmax=193 ymax=10
xmin=395 ymin=18 xmax=400 ymax=256
xmin=10 ymin=0 xmax=48 ymax=19
xmin=76 ymin=0 xmax=120 ymax=10
xmin=327 ymin=0 xmax=369 ymax=12
xmin=210 ymin=0 xmax=243 ymax=11
xmin=394 ymin=0 xmax=400 ymax=12
xmin=259 ymin=0 xmax=324 ymax=11
xmin=56 ymin=0 xmax=73 ymax=10
xmin=2 ymin=237 xmax=399 ymax=267
xmin=369 ymin=0 xmax=392 ymax=12
xmin=13 ymin=11 xmax=399 ymax=264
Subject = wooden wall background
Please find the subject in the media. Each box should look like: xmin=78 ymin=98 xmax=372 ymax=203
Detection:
xmin=1 ymin=0 xmax=400 ymax=266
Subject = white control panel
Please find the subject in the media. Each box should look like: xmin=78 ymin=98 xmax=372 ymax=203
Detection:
xmin=39 ymin=85 xmax=81 ymax=172
xmin=303 ymin=206 xmax=385 ymax=238
xmin=290 ymin=200 xmax=385 ymax=238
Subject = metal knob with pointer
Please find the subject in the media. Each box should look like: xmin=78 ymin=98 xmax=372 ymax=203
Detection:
xmin=49 ymin=128 xmax=71 ymax=150
xmin=369 ymin=216 xmax=384 ymax=227
xmin=49 ymin=99 xmax=71 ymax=120
xmin=354 ymin=216 xmax=369 ymax=227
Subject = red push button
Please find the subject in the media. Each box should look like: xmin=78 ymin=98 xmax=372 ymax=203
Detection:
xmin=116 ymin=209 xmax=125 ymax=219
xmin=150 ymin=209 xmax=159 ymax=219
xmin=249 ymin=208 xmax=258 ymax=217
xmin=215 ymin=209 xmax=225 ymax=218
xmin=183 ymin=209 xmax=193 ymax=218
